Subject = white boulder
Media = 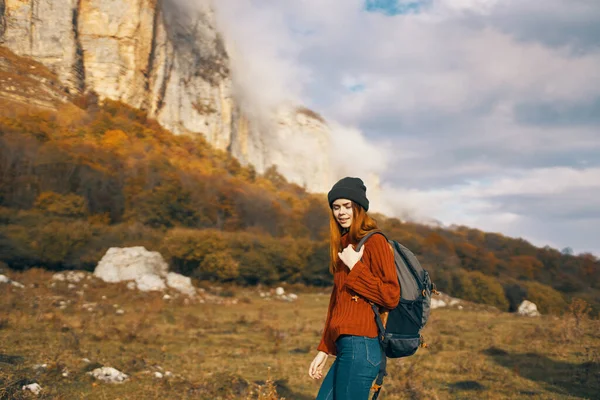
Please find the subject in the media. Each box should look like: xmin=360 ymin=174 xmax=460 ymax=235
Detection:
xmin=88 ymin=367 xmax=129 ymax=384
xmin=22 ymin=383 xmax=42 ymax=395
xmin=94 ymin=247 xmax=169 ymax=283
xmin=431 ymin=298 xmax=447 ymax=309
xmin=517 ymin=300 xmax=541 ymax=317
xmin=275 ymin=287 xmax=285 ymax=296
xmin=0 ymin=274 xmax=9 ymax=284
xmin=135 ymin=274 xmax=166 ymax=292
xmin=166 ymin=272 xmax=196 ymax=297
xmin=93 ymin=247 xmax=197 ymax=296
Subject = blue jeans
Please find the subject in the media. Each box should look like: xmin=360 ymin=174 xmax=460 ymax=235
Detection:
xmin=316 ymin=335 xmax=382 ymax=400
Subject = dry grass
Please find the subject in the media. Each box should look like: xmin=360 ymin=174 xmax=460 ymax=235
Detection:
xmin=1 ymin=268 xmax=599 ymax=399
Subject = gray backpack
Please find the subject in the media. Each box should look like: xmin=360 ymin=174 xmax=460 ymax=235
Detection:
xmin=356 ymin=231 xmax=438 ymax=399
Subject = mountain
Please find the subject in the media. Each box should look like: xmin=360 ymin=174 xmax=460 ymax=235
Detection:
xmin=0 ymin=0 xmax=333 ymax=192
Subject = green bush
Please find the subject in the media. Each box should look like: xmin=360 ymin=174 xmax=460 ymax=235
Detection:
xmin=300 ymin=241 xmax=330 ymax=286
xmin=520 ymin=281 xmax=566 ymax=315
xmin=2 ymin=219 xmax=93 ymax=268
xmin=161 ymin=228 xmax=227 ymax=276
xmin=197 ymin=251 xmax=239 ymax=281
xmin=451 ymin=269 xmax=509 ymax=310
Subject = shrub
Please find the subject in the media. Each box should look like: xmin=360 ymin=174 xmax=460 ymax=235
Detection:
xmin=34 ymin=191 xmax=88 ymax=218
xmin=520 ymin=281 xmax=566 ymax=314
xmin=161 ymin=228 xmax=227 ymax=276
xmin=451 ymin=269 xmax=509 ymax=310
xmin=197 ymin=251 xmax=239 ymax=281
xmin=2 ymin=219 xmax=93 ymax=268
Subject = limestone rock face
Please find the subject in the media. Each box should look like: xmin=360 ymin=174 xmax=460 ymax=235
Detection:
xmin=1 ymin=0 xmax=82 ymax=92
xmin=231 ymin=106 xmax=333 ymax=193
xmin=0 ymin=0 xmax=333 ymax=192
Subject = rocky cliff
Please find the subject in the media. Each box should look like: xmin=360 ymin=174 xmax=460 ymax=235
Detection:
xmin=0 ymin=0 xmax=332 ymax=192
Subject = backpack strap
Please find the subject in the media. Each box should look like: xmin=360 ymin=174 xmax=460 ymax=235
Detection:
xmin=358 ymin=231 xmax=391 ymax=400
xmin=371 ymin=303 xmax=388 ymax=400
xmin=356 ymin=230 xmax=387 ymax=252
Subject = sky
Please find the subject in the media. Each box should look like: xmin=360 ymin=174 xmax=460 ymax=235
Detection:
xmin=209 ymin=0 xmax=600 ymax=256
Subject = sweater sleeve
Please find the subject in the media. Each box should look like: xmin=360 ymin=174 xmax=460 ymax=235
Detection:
xmin=317 ymin=284 xmax=337 ymax=355
xmin=345 ymin=234 xmax=400 ymax=309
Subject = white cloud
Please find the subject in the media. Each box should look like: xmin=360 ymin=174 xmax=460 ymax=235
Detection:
xmin=211 ymin=1 xmax=312 ymax=117
xmin=328 ymin=122 xmax=392 ymax=178
xmin=377 ymin=166 xmax=600 ymax=254
xmin=208 ymin=0 xmax=600 ymax=255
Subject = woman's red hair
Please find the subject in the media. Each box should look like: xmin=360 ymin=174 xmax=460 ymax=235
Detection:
xmin=329 ymin=201 xmax=379 ymax=274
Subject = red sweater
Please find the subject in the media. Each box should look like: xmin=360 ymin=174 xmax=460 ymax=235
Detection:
xmin=317 ymin=232 xmax=400 ymax=355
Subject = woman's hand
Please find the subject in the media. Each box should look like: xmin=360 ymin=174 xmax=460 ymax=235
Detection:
xmin=338 ymin=244 xmax=364 ymax=271
xmin=308 ymin=351 xmax=328 ymax=380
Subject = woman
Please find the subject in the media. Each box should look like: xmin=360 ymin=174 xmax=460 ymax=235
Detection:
xmin=309 ymin=177 xmax=400 ymax=400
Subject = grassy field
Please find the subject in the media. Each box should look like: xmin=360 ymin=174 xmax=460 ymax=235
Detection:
xmin=1 ymin=268 xmax=599 ymax=399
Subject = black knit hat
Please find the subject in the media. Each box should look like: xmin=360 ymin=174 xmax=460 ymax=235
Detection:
xmin=327 ymin=177 xmax=369 ymax=211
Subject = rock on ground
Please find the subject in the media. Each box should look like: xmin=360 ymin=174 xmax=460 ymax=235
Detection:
xmin=93 ymin=247 xmax=196 ymax=296
xmin=135 ymin=274 xmax=166 ymax=292
xmin=0 ymin=274 xmax=25 ymax=288
xmin=22 ymin=383 xmax=42 ymax=395
xmin=88 ymin=367 xmax=129 ymax=384
xmin=430 ymin=292 xmax=462 ymax=310
xmin=52 ymin=271 xmax=90 ymax=283
xmin=518 ymin=300 xmax=541 ymax=317
xmin=94 ymin=247 xmax=169 ymax=283
xmin=166 ymin=272 xmax=195 ymax=296
xmin=431 ymin=298 xmax=447 ymax=309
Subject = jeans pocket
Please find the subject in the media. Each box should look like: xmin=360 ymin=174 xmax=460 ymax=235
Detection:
xmin=364 ymin=337 xmax=382 ymax=367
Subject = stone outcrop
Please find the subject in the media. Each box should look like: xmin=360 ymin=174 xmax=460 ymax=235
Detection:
xmin=93 ymin=246 xmax=196 ymax=296
xmin=0 ymin=0 xmax=333 ymax=192
xmin=517 ymin=300 xmax=541 ymax=317
xmin=94 ymin=247 xmax=169 ymax=283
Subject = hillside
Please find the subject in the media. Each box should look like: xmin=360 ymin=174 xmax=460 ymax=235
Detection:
xmin=0 ymin=46 xmax=599 ymax=316
xmin=0 ymin=0 xmax=333 ymax=192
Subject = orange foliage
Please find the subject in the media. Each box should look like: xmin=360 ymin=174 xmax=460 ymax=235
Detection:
xmin=1 ymin=99 xmax=599 ymax=312
xmin=509 ymin=255 xmax=544 ymax=280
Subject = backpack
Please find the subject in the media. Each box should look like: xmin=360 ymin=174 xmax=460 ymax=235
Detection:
xmin=356 ymin=231 xmax=438 ymax=399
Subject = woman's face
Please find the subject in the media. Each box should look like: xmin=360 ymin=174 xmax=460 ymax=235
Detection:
xmin=332 ymin=198 xmax=353 ymax=229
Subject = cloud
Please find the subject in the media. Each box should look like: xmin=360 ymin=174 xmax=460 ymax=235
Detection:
xmin=209 ymin=0 xmax=600 ymax=255
xmin=210 ymin=1 xmax=311 ymax=118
